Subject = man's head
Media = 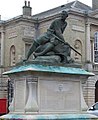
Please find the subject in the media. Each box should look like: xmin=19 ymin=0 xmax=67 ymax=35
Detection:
xmin=61 ymin=11 xmax=68 ymax=20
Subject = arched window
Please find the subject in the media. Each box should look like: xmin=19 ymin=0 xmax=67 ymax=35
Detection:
xmin=94 ymin=32 xmax=98 ymax=63
xmin=10 ymin=45 xmax=16 ymax=66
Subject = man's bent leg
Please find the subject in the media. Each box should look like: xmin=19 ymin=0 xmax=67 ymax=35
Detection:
xmin=34 ymin=42 xmax=54 ymax=57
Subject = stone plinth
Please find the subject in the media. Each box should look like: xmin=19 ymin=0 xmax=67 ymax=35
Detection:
xmin=0 ymin=63 xmax=95 ymax=119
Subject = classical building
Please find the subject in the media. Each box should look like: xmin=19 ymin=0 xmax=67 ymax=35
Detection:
xmin=0 ymin=0 xmax=98 ymax=109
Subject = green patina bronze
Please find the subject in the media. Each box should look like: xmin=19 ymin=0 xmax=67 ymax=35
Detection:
xmin=3 ymin=63 xmax=94 ymax=76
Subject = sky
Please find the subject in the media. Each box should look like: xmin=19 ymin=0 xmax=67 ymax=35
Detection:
xmin=0 ymin=0 xmax=92 ymax=20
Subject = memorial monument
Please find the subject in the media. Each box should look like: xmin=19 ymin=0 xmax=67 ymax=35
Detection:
xmin=0 ymin=11 xmax=97 ymax=119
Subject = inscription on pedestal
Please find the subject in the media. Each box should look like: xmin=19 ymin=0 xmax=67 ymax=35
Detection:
xmin=40 ymin=80 xmax=80 ymax=112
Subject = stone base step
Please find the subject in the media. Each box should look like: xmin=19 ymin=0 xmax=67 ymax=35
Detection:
xmin=0 ymin=113 xmax=98 ymax=120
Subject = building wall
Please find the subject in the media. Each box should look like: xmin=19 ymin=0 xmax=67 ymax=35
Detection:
xmin=3 ymin=20 xmax=36 ymax=67
xmin=67 ymin=14 xmax=86 ymax=62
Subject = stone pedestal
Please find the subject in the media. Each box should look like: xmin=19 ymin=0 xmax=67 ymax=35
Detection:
xmin=0 ymin=63 xmax=96 ymax=119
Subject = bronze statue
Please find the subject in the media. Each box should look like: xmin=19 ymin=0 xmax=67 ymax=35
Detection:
xmin=24 ymin=11 xmax=77 ymax=63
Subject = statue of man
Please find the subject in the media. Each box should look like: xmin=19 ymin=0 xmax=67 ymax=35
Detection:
xmin=24 ymin=11 xmax=72 ymax=63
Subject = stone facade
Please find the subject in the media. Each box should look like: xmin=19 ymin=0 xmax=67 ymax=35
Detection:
xmin=0 ymin=0 xmax=98 ymax=108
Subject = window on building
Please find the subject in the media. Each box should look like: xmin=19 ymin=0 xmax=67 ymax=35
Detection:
xmin=95 ymin=80 xmax=98 ymax=102
xmin=10 ymin=45 xmax=16 ymax=66
xmin=94 ymin=32 xmax=98 ymax=63
xmin=25 ymin=43 xmax=33 ymax=60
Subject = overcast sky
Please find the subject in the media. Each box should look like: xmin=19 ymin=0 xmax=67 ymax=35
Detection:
xmin=0 ymin=0 xmax=92 ymax=20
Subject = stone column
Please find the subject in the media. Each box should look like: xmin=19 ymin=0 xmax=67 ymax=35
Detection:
xmin=86 ymin=23 xmax=91 ymax=62
xmin=34 ymin=19 xmax=39 ymax=39
xmin=25 ymin=78 xmax=39 ymax=112
xmin=1 ymin=31 xmax=5 ymax=66
xmin=85 ymin=23 xmax=93 ymax=71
